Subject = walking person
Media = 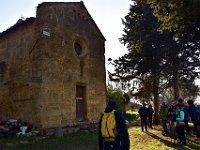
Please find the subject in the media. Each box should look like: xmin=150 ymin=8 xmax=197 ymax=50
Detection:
xmin=167 ymin=104 xmax=177 ymax=140
xmin=147 ymin=104 xmax=154 ymax=129
xmin=178 ymin=97 xmax=190 ymax=135
xmin=187 ymin=99 xmax=200 ymax=138
xmin=175 ymin=103 xmax=186 ymax=145
xmin=99 ymin=100 xmax=130 ymax=150
xmin=182 ymin=102 xmax=191 ymax=135
xmin=159 ymin=102 xmax=169 ymax=136
xmin=138 ymin=103 xmax=148 ymax=132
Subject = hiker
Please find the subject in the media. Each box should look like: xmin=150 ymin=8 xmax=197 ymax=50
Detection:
xmin=168 ymin=104 xmax=176 ymax=123
xmin=138 ymin=103 xmax=148 ymax=132
xmin=98 ymin=100 xmax=130 ymax=150
xmin=147 ymin=104 xmax=154 ymax=129
xmin=175 ymin=103 xmax=186 ymax=145
xmin=167 ymin=104 xmax=176 ymax=138
xmin=159 ymin=102 xmax=169 ymax=136
xmin=182 ymin=102 xmax=190 ymax=135
xmin=178 ymin=97 xmax=190 ymax=135
xmin=187 ymin=99 xmax=200 ymax=138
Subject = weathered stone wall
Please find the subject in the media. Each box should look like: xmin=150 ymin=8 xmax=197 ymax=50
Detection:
xmin=0 ymin=19 xmax=39 ymax=123
xmin=0 ymin=2 xmax=106 ymax=129
xmin=35 ymin=2 xmax=106 ymax=128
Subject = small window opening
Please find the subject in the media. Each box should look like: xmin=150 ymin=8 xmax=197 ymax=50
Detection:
xmin=74 ymin=42 xmax=82 ymax=56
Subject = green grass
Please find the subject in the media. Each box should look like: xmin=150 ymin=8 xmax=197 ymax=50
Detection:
xmin=130 ymin=126 xmax=200 ymax=150
xmin=0 ymin=130 xmax=98 ymax=150
xmin=1 ymin=126 xmax=200 ymax=150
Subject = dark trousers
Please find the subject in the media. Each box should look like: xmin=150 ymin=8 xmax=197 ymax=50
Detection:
xmin=184 ymin=121 xmax=190 ymax=134
xmin=161 ymin=119 xmax=169 ymax=134
xmin=176 ymin=125 xmax=186 ymax=144
xmin=193 ymin=123 xmax=200 ymax=137
xmin=103 ymin=136 xmax=125 ymax=150
xmin=148 ymin=116 xmax=153 ymax=128
xmin=141 ymin=117 xmax=147 ymax=131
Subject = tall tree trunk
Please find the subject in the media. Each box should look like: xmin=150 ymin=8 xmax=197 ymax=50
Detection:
xmin=152 ymin=73 xmax=160 ymax=125
xmin=173 ymin=70 xmax=179 ymax=101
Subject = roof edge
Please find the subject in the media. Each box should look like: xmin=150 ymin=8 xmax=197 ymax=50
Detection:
xmin=0 ymin=17 xmax=35 ymax=38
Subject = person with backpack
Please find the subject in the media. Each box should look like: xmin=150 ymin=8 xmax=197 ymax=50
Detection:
xmin=138 ymin=103 xmax=148 ymax=132
xmin=175 ymin=103 xmax=186 ymax=145
xmin=159 ymin=102 xmax=169 ymax=136
xmin=167 ymin=104 xmax=176 ymax=139
xmin=182 ymin=102 xmax=190 ymax=135
xmin=99 ymin=100 xmax=130 ymax=150
xmin=178 ymin=97 xmax=190 ymax=135
xmin=187 ymin=99 xmax=200 ymax=138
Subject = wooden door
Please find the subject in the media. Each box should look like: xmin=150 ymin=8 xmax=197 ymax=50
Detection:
xmin=76 ymin=85 xmax=85 ymax=121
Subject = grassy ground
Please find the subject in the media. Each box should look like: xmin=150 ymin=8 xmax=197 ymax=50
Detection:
xmin=1 ymin=110 xmax=200 ymax=150
xmin=130 ymin=126 xmax=200 ymax=150
xmin=0 ymin=130 xmax=98 ymax=150
xmin=1 ymin=126 xmax=200 ymax=150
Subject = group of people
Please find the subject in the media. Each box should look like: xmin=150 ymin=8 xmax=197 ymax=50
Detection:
xmin=138 ymin=103 xmax=154 ymax=132
xmin=159 ymin=98 xmax=200 ymax=145
xmin=98 ymin=98 xmax=200 ymax=150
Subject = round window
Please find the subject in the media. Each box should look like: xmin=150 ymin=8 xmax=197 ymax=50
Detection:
xmin=74 ymin=42 xmax=82 ymax=56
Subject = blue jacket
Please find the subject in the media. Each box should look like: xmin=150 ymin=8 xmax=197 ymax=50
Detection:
xmin=99 ymin=105 xmax=130 ymax=150
xmin=176 ymin=108 xmax=185 ymax=125
xmin=188 ymin=104 xmax=199 ymax=124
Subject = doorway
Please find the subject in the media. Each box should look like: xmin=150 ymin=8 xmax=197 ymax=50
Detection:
xmin=76 ymin=85 xmax=86 ymax=121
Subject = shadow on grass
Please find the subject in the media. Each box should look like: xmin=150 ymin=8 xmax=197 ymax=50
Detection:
xmin=145 ymin=131 xmax=200 ymax=150
xmin=186 ymin=137 xmax=200 ymax=145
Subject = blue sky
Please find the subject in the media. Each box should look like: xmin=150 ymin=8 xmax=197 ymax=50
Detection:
xmin=0 ymin=0 xmax=130 ymax=68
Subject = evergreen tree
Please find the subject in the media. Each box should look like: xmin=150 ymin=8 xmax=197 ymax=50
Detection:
xmin=110 ymin=1 xmax=169 ymax=124
xmin=148 ymin=0 xmax=200 ymax=100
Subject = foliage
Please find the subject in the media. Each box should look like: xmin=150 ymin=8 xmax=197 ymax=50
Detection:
xmin=106 ymin=86 xmax=130 ymax=113
xmin=110 ymin=0 xmax=200 ymax=102
xmin=125 ymin=110 xmax=139 ymax=126
xmin=110 ymin=0 xmax=175 ymax=124
xmin=148 ymin=0 xmax=200 ymax=34
xmin=110 ymin=1 xmax=166 ymax=96
xmin=148 ymin=0 xmax=200 ymax=100
xmin=147 ymin=0 xmax=200 ymax=79
xmin=179 ymin=77 xmax=200 ymax=99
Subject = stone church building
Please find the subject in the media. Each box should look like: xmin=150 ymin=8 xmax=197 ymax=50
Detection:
xmin=0 ymin=2 xmax=106 ymax=129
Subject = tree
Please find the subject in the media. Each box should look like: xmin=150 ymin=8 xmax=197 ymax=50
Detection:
xmin=179 ymin=77 xmax=200 ymax=99
xmin=148 ymin=0 xmax=200 ymax=34
xmin=159 ymin=78 xmax=200 ymax=104
xmin=110 ymin=1 xmax=170 ymax=124
xmin=148 ymin=0 xmax=200 ymax=101
xmin=110 ymin=0 xmax=200 ymax=124
xmin=106 ymin=86 xmax=130 ymax=113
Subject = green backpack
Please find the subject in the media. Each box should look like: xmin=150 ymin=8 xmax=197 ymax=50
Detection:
xmin=101 ymin=110 xmax=117 ymax=142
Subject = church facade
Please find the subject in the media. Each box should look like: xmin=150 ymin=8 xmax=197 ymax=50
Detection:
xmin=0 ymin=2 xmax=106 ymax=129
